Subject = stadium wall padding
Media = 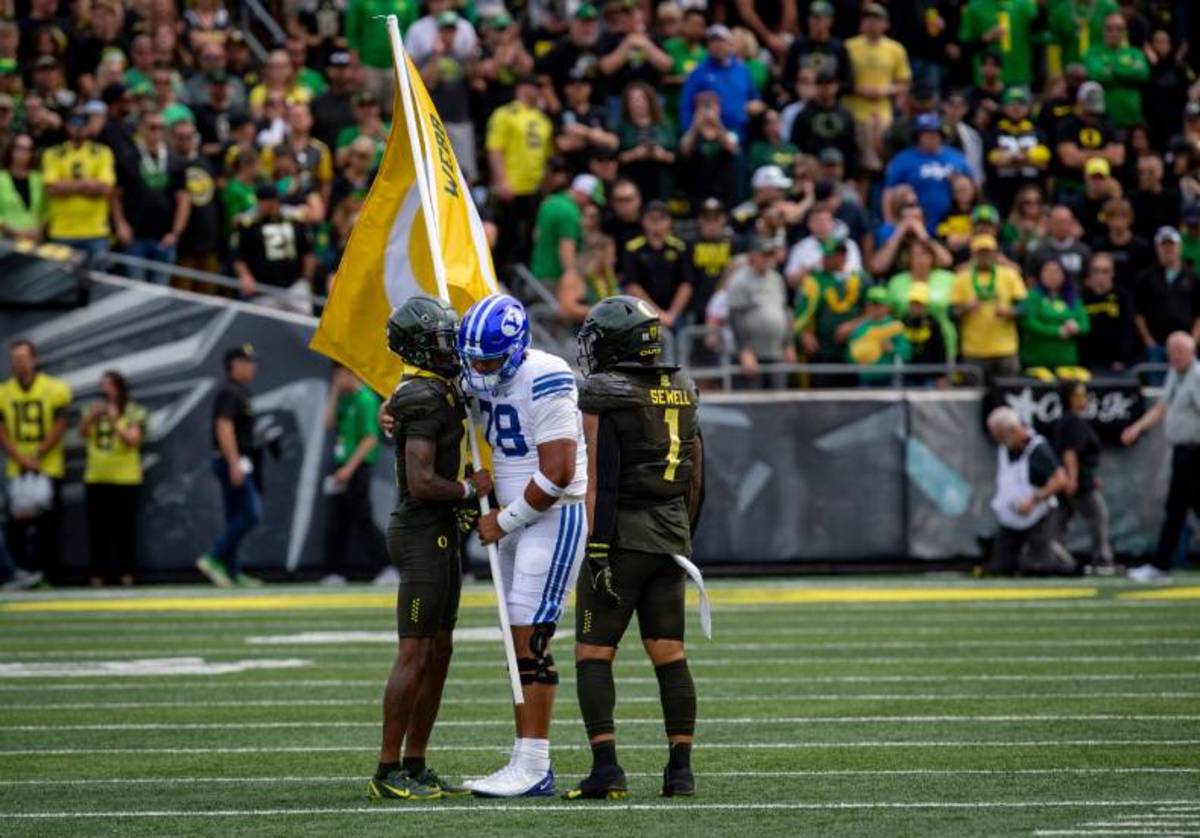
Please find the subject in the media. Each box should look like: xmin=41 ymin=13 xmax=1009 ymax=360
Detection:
xmin=0 ymin=277 xmax=1174 ymax=571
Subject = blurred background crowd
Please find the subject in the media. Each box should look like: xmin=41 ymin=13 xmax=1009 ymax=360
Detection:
xmin=1 ymin=0 xmax=1199 ymax=385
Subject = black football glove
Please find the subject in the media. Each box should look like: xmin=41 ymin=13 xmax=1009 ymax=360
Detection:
xmin=586 ymin=541 xmax=620 ymax=607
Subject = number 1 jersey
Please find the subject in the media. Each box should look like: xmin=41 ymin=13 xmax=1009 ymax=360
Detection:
xmin=477 ymin=349 xmax=588 ymax=507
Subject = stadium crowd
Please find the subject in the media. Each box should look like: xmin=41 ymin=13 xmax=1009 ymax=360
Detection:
xmin=0 ymin=0 xmax=1199 ymax=386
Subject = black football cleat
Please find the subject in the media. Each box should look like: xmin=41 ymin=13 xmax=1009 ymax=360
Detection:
xmin=562 ymin=764 xmax=630 ymax=800
xmin=660 ymin=764 xmax=695 ymax=797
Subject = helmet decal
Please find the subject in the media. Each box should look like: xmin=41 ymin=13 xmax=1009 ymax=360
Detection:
xmin=499 ymin=305 xmax=525 ymax=338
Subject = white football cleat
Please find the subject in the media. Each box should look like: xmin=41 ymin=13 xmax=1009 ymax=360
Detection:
xmin=372 ymin=566 xmax=401 ymax=587
xmin=469 ymin=764 xmax=555 ymax=798
xmin=1127 ymin=563 xmax=1171 ymax=583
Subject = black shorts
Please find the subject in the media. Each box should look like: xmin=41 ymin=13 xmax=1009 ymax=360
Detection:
xmin=575 ymin=548 xmax=686 ymax=648
xmin=387 ymin=517 xmax=462 ymax=639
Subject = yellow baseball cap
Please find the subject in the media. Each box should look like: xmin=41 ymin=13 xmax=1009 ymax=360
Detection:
xmin=970 ymin=234 xmax=998 ymax=253
xmin=1084 ymin=158 xmax=1111 ymax=178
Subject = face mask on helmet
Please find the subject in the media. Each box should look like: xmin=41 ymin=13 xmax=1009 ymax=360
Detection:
xmin=425 ymin=327 xmax=462 ymax=379
xmin=457 ymin=295 xmax=530 ymax=396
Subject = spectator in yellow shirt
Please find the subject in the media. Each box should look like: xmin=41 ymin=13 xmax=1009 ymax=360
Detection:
xmin=0 ymin=339 xmax=73 ymax=581
xmin=80 ymin=371 xmax=146 ymax=587
xmin=486 ymin=74 xmax=553 ymax=269
xmin=952 ymin=234 xmax=1028 ymax=382
xmin=844 ymin=4 xmax=911 ymax=175
xmin=248 ymin=50 xmax=315 ymax=121
xmin=42 ymin=109 xmax=116 ymax=266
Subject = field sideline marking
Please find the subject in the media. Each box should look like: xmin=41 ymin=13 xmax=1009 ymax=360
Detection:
xmin=5 ymin=714 xmax=1198 ymax=732
xmin=8 ymin=637 xmax=1200 ymax=655
xmin=2 ymin=800 xmax=1197 ymax=819
xmin=7 ymin=692 xmax=1197 ymax=710
xmin=3 ymin=673 xmax=1199 ymax=691
xmin=7 ymin=646 xmax=1200 ymax=662
xmin=0 ymin=586 xmax=1106 ymax=614
xmin=1 ymin=769 xmax=1196 ymax=787
xmin=4 ymin=740 xmax=1197 ymax=756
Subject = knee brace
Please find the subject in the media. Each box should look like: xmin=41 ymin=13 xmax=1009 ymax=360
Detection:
xmin=517 ymin=653 xmax=559 ymax=685
xmin=529 ymin=622 xmax=556 ymax=656
xmin=655 ymin=658 xmax=696 ymax=737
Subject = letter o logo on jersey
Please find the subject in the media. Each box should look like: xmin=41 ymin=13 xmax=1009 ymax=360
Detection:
xmin=499 ymin=305 xmax=525 ymax=337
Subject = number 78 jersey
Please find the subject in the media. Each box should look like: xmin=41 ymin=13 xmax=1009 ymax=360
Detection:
xmin=476 ymin=349 xmax=588 ymax=507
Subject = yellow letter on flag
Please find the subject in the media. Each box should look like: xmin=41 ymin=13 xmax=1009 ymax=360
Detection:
xmin=309 ymin=52 xmax=498 ymax=397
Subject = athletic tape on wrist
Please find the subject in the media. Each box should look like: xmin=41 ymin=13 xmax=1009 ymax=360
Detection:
xmin=531 ymin=470 xmax=566 ymax=498
xmin=497 ymin=496 xmax=542 ymax=533
xmin=461 ymin=479 xmax=476 ymax=500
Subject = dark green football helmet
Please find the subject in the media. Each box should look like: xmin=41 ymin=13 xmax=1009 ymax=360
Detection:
xmin=577 ymin=295 xmax=663 ymax=374
xmin=386 ymin=296 xmax=461 ymax=379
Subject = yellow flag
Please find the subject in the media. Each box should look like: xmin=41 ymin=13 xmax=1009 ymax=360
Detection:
xmin=310 ymin=53 xmax=498 ymax=397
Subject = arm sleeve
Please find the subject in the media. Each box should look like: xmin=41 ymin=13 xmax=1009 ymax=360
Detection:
xmin=590 ymin=412 xmax=621 ymax=543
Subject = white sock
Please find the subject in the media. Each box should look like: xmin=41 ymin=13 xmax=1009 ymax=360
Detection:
xmin=507 ymin=737 xmax=524 ymax=767
xmin=519 ymin=737 xmax=550 ymax=773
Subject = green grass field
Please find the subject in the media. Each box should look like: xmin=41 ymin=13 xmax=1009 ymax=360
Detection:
xmin=1 ymin=575 xmax=1198 ymax=837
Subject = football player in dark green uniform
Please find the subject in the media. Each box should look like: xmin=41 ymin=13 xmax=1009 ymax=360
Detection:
xmin=564 ymin=295 xmax=705 ymax=801
xmin=367 ymin=296 xmax=493 ymax=802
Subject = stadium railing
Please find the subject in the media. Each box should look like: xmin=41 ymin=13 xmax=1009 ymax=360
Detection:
xmin=102 ymin=252 xmax=331 ymax=308
xmin=674 ymin=323 xmax=985 ymax=389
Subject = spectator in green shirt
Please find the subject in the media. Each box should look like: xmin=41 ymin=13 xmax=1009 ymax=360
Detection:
xmin=1083 ymin=13 xmax=1150 ymax=129
xmin=662 ymin=7 xmax=707 ymax=120
xmin=1020 ymin=257 xmax=1091 ymax=376
xmin=886 ymin=237 xmax=959 ymax=360
xmin=532 ymin=173 xmax=604 ymax=296
xmin=748 ymin=110 xmax=799 ymax=182
xmin=1048 ymin=0 xmax=1119 ymax=70
xmin=320 ymin=364 xmax=388 ymax=586
xmin=0 ymin=134 xmax=46 ymax=241
xmin=959 ymin=0 xmax=1041 ymax=85
xmin=345 ymin=0 xmax=420 ymax=112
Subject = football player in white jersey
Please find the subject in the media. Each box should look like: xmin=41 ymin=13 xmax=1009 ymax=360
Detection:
xmin=456 ymin=293 xmax=589 ymax=797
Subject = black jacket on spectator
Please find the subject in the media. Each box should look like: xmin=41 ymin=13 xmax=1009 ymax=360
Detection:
xmin=1134 ymin=265 xmax=1200 ymax=345
xmin=1131 ymin=186 xmax=1183 ymax=241
xmin=620 ymin=234 xmax=692 ymax=312
xmin=790 ymin=101 xmax=858 ymax=177
xmin=1055 ymin=412 xmax=1101 ymax=494
xmin=780 ymin=36 xmax=853 ymax=94
xmin=176 ymin=154 xmax=222 ymax=259
xmin=536 ymin=40 xmax=607 ymax=103
xmin=118 ymin=149 xmax=186 ymax=240
xmin=1080 ymin=284 xmax=1141 ymax=371
xmin=310 ymin=90 xmax=356 ymax=150
xmin=1088 ymin=232 xmax=1153 ymax=290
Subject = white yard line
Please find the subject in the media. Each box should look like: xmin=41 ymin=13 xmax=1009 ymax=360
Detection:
xmin=8 ymin=637 xmax=1200 ymax=653
xmin=6 ymin=692 xmax=1197 ymax=711
xmin=3 ymin=741 xmax=1197 ymax=756
xmin=3 ymin=673 xmax=1199 ymax=691
xmin=4 ymin=715 xmax=1198 ymax=732
xmin=1 ymin=769 xmax=1196 ymax=787
xmin=1 ymin=800 xmax=1197 ymax=819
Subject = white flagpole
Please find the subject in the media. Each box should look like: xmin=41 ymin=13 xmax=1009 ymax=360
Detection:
xmin=386 ymin=16 xmax=525 ymax=706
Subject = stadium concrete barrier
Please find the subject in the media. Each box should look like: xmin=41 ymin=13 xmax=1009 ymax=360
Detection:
xmin=0 ymin=276 xmax=1174 ymax=574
